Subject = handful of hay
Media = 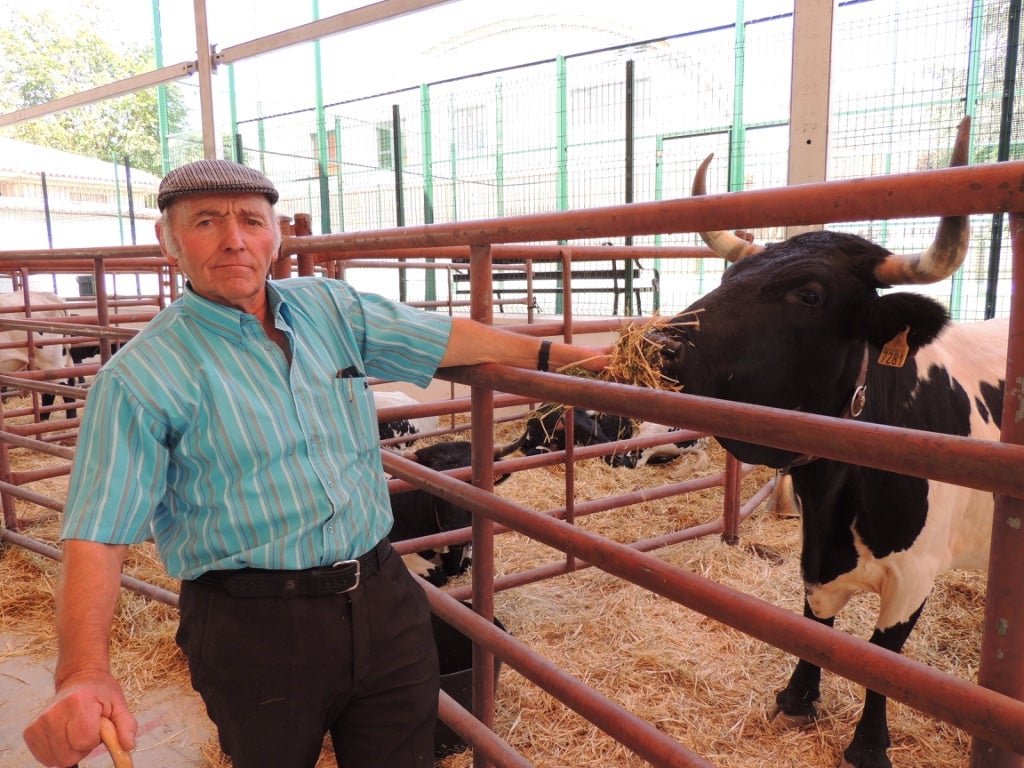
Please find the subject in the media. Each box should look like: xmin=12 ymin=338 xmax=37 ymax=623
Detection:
xmin=562 ymin=311 xmax=701 ymax=391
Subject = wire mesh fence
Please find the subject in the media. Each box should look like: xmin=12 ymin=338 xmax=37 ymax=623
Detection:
xmin=5 ymin=0 xmax=1021 ymax=321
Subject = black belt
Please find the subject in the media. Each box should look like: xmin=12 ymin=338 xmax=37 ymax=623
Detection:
xmin=193 ymin=538 xmax=391 ymax=598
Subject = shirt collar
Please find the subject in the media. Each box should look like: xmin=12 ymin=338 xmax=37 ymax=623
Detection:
xmin=181 ymin=281 xmax=292 ymax=343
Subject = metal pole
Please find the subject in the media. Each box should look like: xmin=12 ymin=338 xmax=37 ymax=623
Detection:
xmin=624 ymin=59 xmax=635 ymax=315
xmin=495 ymin=78 xmax=505 ymax=217
xmin=420 ymin=83 xmax=436 ymax=302
xmin=151 ymin=0 xmax=170 ymax=172
xmin=984 ymin=0 xmax=1021 ymax=320
xmin=728 ymin=0 xmax=747 ymax=194
xmin=334 ymin=116 xmax=345 ymax=233
xmin=228 ymin=64 xmax=239 ymax=160
xmin=555 ymin=56 xmax=568 ymax=315
xmin=192 ymin=0 xmax=217 ymax=158
xmin=313 ymin=0 xmax=331 ymax=235
xmin=971 ymin=208 xmax=1024 ymax=768
xmin=124 ymin=157 xmax=137 ymax=246
xmin=40 ymin=173 xmax=53 ymax=249
xmin=467 ymin=243 xmax=497 ymax=768
xmin=393 ymin=104 xmax=407 ymax=302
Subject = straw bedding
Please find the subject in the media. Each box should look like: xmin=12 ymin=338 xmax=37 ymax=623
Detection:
xmin=0 ymin=398 xmax=985 ymax=768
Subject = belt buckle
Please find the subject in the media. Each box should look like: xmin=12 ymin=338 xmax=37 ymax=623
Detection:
xmin=331 ymin=559 xmax=361 ymax=593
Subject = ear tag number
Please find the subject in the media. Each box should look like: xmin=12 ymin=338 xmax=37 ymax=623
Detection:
xmin=878 ymin=327 xmax=910 ymax=368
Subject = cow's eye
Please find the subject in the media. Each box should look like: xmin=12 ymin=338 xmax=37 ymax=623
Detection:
xmin=796 ymin=287 xmax=821 ymax=306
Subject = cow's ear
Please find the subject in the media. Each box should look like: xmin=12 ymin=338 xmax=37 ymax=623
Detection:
xmin=858 ymin=292 xmax=950 ymax=351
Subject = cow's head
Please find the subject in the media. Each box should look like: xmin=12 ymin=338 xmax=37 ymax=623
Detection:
xmin=397 ymin=435 xmax=523 ymax=576
xmin=651 ymin=118 xmax=971 ymax=468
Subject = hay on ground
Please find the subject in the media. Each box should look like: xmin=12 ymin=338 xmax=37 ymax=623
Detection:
xmin=0 ymin=399 xmax=985 ymax=768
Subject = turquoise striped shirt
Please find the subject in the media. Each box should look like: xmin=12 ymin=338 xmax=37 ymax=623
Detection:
xmin=61 ymin=277 xmax=453 ymax=579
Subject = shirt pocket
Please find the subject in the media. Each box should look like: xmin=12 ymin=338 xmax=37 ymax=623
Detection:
xmin=335 ymin=375 xmax=380 ymax=453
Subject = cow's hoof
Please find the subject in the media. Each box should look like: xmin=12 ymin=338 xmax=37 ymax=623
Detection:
xmin=839 ymin=756 xmax=891 ymax=768
xmin=769 ymin=707 xmax=814 ymax=730
xmin=839 ymin=739 xmax=892 ymax=768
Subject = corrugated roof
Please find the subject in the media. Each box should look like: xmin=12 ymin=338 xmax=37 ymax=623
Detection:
xmin=0 ymin=137 xmax=161 ymax=186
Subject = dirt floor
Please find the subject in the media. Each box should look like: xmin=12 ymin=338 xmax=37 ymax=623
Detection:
xmin=0 ymin=404 xmax=987 ymax=768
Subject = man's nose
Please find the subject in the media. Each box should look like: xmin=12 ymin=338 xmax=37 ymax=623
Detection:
xmin=221 ymin=219 xmax=245 ymax=249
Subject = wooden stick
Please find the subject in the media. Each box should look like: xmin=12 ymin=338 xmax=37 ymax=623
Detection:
xmin=98 ymin=717 xmax=133 ymax=768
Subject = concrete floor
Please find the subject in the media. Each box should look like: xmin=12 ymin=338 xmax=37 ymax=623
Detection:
xmin=0 ymin=631 xmax=213 ymax=767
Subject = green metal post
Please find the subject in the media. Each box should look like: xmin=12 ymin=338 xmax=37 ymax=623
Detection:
xmin=496 ymin=78 xmax=505 ymax=217
xmin=151 ymin=0 xmax=170 ymax=172
xmin=112 ymin=152 xmax=125 ymax=246
xmin=652 ymin=134 xmax=665 ymax=309
xmin=420 ymin=83 xmax=436 ymax=302
xmin=334 ymin=116 xmax=346 ymax=232
xmin=555 ymin=56 xmax=569 ymax=314
xmin=985 ymin=0 xmax=1021 ymax=320
xmin=729 ymin=0 xmax=747 ymax=193
xmin=449 ymin=95 xmax=458 ymax=221
xmin=257 ymin=114 xmax=267 ymax=174
xmin=228 ymin=64 xmax=239 ymax=161
xmin=393 ymin=104 xmax=407 ymax=303
xmin=954 ymin=0 xmax=984 ymax=320
xmin=624 ymin=59 xmax=636 ymax=315
xmin=556 ymin=56 xmax=569 ymax=213
xmin=313 ymin=0 xmax=331 ymax=234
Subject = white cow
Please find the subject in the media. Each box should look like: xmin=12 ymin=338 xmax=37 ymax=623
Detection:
xmin=0 ymin=291 xmax=75 ymax=418
xmin=373 ymin=390 xmax=440 ymax=448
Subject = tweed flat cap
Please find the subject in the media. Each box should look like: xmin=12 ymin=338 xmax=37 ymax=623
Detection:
xmin=157 ymin=159 xmax=279 ymax=211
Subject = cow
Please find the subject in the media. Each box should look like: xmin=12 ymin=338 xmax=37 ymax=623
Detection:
xmin=67 ymin=339 xmax=125 ymax=366
xmin=388 ymin=436 xmax=522 ymax=586
xmin=373 ymin=389 xmax=440 ymax=448
xmin=646 ymin=117 xmax=1003 ymax=768
xmin=519 ymin=403 xmax=706 ymax=468
xmin=623 ymin=422 xmax=709 ymax=469
xmin=0 ymin=291 xmax=76 ymax=420
xmin=520 ymin=403 xmax=636 ymax=466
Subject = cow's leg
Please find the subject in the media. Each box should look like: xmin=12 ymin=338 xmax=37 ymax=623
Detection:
xmin=38 ymin=379 xmax=78 ymax=421
xmin=840 ymin=603 xmax=925 ymax=768
xmin=774 ymin=599 xmax=833 ymax=723
xmin=39 ymin=391 xmax=55 ymax=421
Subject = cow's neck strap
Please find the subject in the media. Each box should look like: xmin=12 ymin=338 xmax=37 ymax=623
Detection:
xmin=787 ymin=347 xmax=869 ymax=469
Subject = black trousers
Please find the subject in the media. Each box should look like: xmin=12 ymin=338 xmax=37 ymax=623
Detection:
xmin=176 ymin=544 xmax=439 ymax=768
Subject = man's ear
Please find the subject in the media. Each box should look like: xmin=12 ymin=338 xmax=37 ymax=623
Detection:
xmin=271 ymin=222 xmax=283 ymax=261
xmin=155 ymin=220 xmax=178 ymax=265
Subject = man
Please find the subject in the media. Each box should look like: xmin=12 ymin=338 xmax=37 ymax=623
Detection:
xmin=23 ymin=159 xmax=608 ymax=768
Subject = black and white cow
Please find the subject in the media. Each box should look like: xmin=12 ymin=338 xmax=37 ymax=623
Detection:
xmin=625 ymin=422 xmax=709 ymax=468
xmin=520 ymin=403 xmax=635 ymax=467
xmin=0 ymin=291 xmax=77 ymax=420
xmin=649 ymin=118 xmax=1003 ymax=768
xmin=388 ymin=437 xmax=522 ymax=586
xmin=374 ymin=390 xmax=440 ymax=448
xmin=520 ymin=403 xmax=706 ymax=468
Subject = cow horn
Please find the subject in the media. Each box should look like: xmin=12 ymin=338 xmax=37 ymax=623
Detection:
xmin=873 ymin=116 xmax=972 ymax=286
xmin=494 ymin=430 xmax=527 ymax=459
xmin=692 ymin=153 xmax=764 ymax=262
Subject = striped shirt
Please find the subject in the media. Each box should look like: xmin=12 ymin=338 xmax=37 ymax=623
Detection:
xmin=61 ymin=277 xmax=453 ymax=579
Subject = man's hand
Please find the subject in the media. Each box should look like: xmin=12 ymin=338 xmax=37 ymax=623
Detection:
xmin=23 ymin=671 xmax=137 ymax=768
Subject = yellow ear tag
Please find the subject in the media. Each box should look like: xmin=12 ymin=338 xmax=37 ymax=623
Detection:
xmin=878 ymin=327 xmax=911 ymax=368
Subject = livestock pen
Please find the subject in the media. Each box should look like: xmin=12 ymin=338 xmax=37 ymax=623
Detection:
xmin=1 ymin=145 xmax=1023 ymax=768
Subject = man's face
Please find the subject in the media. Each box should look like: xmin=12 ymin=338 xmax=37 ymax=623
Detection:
xmin=157 ymin=193 xmax=281 ymax=315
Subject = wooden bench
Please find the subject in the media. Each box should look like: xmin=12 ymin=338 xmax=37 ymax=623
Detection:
xmin=451 ymin=259 xmax=658 ymax=314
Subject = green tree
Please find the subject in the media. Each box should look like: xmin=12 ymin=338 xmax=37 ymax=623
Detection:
xmin=0 ymin=7 xmax=188 ymax=176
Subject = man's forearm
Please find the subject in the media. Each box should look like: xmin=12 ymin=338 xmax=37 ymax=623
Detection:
xmin=440 ymin=317 xmax=608 ymax=372
xmin=54 ymin=540 xmax=128 ymax=689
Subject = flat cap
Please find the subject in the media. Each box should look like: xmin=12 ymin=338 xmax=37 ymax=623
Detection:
xmin=157 ymin=159 xmax=279 ymax=211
